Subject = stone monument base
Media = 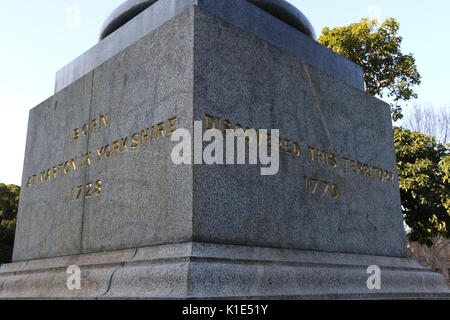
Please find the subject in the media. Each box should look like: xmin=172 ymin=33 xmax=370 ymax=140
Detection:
xmin=1 ymin=242 xmax=448 ymax=299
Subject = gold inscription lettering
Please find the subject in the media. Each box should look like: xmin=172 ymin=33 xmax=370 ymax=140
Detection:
xmin=329 ymin=153 xmax=337 ymax=168
xmin=223 ymin=120 xmax=232 ymax=135
xmin=70 ymin=180 xmax=102 ymax=203
xmin=141 ymin=128 xmax=150 ymax=145
xmin=95 ymin=180 xmax=102 ymax=196
xmin=168 ymin=117 xmax=177 ymax=135
xmin=73 ymin=129 xmax=79 ymax=141
xmin=104 ymin=145 xmax=111 ymax=159
xmin=305 ymin=176 xmax=340 ymax=200
xmin=131 ymin=133 xmax=139 ymax=149
xmin=63 ymin=161 xmax=70 ymax=174
xmin=39 ymin=171 xmax=46 ymax=183
xmin=293 ymin=142 xmax=301 ymax=157
xmin=308 ymin=147 xmax=316 ymax=162
xmin=85 ymin=183 xmax=93 ymax=199
xmin=58 ymin=163 xmax=64 ymax=176
xmin=100 ymin=114 xmax=108 ymax=128
xmin=71 ymin=158 xmax=77 ymax=172
xmin=156 ymin=122 xmax=165 ymax=140
xmin=284 ymin=139 xmax=292 ymax=154
xmin=81 ymin=153 xmax=92 ymax=168
xmin=91 ymin=119 xmax=98 ymax=132
xmin=343 ymin=158 xmax=350 ymax=171
xmin=72 ymin=113 xmax=108 ymax=142
xmin=96 ymin=147 xmax=103 ymax=161
xmin=205 ymin=114 xmax=215 ymax=130
xmin=112 ymin=141 xmax=120 ymax=156
xmin=26 ymin=176 xmax=33 ymax=188
xmin=120 ymin=137 xmax=128 ymax=153
xmin=82 ymin=124 xmax=89 ymax=136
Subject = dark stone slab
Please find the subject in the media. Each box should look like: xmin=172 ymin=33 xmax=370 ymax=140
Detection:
xmin=14 ymin=7 xmax=403 ymax=261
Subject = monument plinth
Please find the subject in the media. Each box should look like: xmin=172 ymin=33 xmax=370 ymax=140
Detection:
xmin=1 ymin=0 xmax=448 ymax=299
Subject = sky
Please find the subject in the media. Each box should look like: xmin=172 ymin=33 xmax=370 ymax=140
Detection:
xmin=0 ymin=0 xmax=449 ymax=186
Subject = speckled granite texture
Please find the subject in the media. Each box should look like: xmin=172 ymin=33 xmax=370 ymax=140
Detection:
xmin=5 ymin=3 xmax=448 ymax=298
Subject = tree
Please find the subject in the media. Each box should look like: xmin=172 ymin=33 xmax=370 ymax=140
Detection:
xmin=404 ymin=103 xmax=450 ymax=145
xmin=394 ymin=127 xmax=450 ymax=246
xmin=318 ymin=18 xmax=421 ymax=121
xmin=0 ymin=183 xmax=20 ymax=264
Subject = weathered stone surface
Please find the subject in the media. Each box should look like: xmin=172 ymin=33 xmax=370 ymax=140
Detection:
xmin=1 ymin=243 xmax=448 ymax=299
xmin=79 ymin=5 xmax=195 ymax=254
xmin=55 ymin=0 xmax=364 ymax=93
xmin=13 ymin=72 xmax=93 ymax=261
xmin=16 ymin=8 xmax=199 ymax=261
xmin=55 ymin=0 xmax=197 ymax=93
xmin=1 ymin=248 xmax=136 ymax=298
xmin=15 ymin=6 xmax=402 ymax=262
xmin=7 ymin=2 xmax=449 ymax=299
xmin=192 ymin=9 xmax=406 ymax=257
xmin=197 ymin=0 xmax=364 ymax=89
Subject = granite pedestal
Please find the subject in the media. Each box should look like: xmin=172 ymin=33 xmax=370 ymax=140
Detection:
xmin=1 ymin=0 xmax=448 ymax=299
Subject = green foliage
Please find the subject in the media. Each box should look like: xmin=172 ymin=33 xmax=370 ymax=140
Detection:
xmin=318 ymin=18 xmax=421 ymax=121
xmin=0 ymin=183 xmax=20 ymax=263
xmin=394 ymin=127 xmax=450 ymax=246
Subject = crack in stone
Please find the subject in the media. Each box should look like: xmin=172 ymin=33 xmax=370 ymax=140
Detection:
xmin=100 ymin=248 xmax=138 ymax=297
xmin=301 ymin=62 xmax=336 ymax=153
